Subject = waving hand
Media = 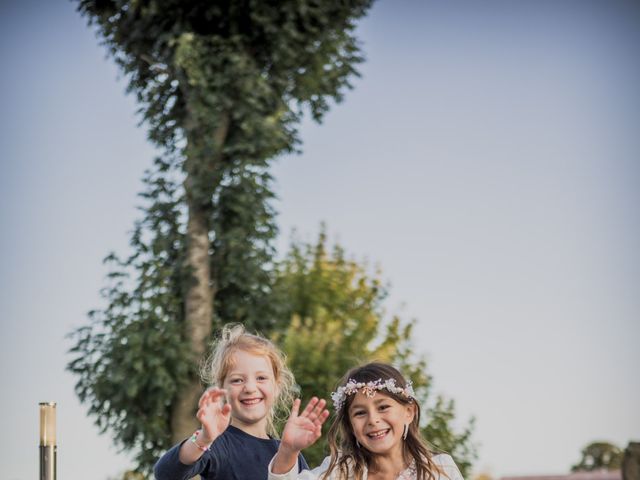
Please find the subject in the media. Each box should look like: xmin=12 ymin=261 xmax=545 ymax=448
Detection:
xmin=196 ymin=387 xmax=232 ymax=443
xmin=281 ymin=397 xmax=330 ymax=451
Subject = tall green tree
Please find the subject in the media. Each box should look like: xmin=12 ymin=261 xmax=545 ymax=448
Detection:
xmin=572 ymin=442 xmax=624 ymax=472
xmin=273 ymin=231 xmax=477 ymax=476
xmin=68 ymin=0 xmax=373 ymax=473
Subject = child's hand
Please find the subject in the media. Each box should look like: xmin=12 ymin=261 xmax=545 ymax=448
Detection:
xmin=281 ymin=397 xmax=330 ymax=452
xmin=196 ymin=387 xmax=231 ymax=443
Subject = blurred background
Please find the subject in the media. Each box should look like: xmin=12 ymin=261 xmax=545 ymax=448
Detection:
xmin=1 ymin=1 xmax=638 ymax=479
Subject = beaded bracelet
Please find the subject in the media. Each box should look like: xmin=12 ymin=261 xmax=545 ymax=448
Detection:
xmin=190 ymin=429 xmax=212 ymax=452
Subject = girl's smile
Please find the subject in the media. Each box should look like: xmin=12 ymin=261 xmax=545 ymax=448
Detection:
xmin=348 ymin=391 xmax=415 ymax=454
xmin=366 ymin=428 xmax=391 ymax=440
xmin=223 ymin=349 xmax=277 ymax=437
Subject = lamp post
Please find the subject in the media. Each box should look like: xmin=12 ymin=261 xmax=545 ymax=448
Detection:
xmin=39 ymin=402 xmax=56 ymax=480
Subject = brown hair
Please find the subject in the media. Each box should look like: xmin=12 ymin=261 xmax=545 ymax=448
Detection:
xmin=201 ymin=323 xmax=296 ymax=437
xmin=324 ymin=362 xmax=446 ymax=480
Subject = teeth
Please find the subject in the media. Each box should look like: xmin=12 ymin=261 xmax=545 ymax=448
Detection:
xmin=368 ymin=429 xmax=389 ymax=439
xmin=241 ymin=398 xmax=261 ymax=405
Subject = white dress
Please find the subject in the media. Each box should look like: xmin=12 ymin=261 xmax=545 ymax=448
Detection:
xmin=268 ymin=453 xmax=464 ymax=480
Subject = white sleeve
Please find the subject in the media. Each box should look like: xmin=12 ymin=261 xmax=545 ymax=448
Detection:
xmin=268 ymin=455 xmax=333 ymax=480
xmin=433 ymin=454 xmax=465 ymax=480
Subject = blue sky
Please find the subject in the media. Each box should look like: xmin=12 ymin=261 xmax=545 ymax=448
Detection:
xmin=1 ymin=1 xmax=639 ymax=479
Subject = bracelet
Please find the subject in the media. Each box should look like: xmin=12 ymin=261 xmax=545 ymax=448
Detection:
xmin=190 ymin=429 xmax=212 ymax=452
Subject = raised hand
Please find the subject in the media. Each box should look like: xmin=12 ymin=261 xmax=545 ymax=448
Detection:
xmin=281 ymin=397 xmax=330 ymax=452
xmin=196 ymin=387 xmax=232 ymax=443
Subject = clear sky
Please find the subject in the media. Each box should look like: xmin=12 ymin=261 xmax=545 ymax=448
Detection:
xmin=1 ymin=1 xmax=638 ymax=480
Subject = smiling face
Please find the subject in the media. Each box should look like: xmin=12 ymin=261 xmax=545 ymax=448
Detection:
xmin=222 ymin=349 xmax=277 ymax=437
xmin=347 ymin=390 xmax=415 ymax=456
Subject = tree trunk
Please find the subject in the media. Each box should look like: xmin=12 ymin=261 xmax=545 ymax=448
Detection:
xmin=624 ymin=442 xmax=640 ymax=480
xmin=171 ymin=114 xmax=230 ymax=444
xmin=170 ymin=200 xmax=214 ymax=443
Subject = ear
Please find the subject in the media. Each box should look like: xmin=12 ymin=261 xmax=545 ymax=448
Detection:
xmin=404 ymin=402 xmax=416 ymax=424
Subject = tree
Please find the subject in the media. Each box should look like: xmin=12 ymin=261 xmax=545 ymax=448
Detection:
xmin=272 ymin=231 xmax=477 ymax=476
xmin=68 ymin=0 xmax=373 ymax=473
xmin=572 ymin=441 xmax=624 ymax=472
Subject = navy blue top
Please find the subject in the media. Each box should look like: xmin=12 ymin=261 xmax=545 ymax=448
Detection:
xmin=154 ymin=425 xmax=309 ymax=480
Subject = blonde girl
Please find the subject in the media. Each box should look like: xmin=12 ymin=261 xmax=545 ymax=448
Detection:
xmin=269 ymin=362 xmax=465 ymax=480
xmin=154 ymin=324 xmax=310 ymax=480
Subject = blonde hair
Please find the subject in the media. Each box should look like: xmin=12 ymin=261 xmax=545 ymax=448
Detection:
xmin=201 ymin=323 xmax=297 ymax=437
xmin=324 ymin=362 xmax=447 ymax=480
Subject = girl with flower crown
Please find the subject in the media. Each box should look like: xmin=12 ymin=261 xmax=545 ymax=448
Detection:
xmin=268 ymin=362 xmax=465 ymax=480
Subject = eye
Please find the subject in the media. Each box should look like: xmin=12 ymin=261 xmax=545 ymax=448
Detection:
xmin=353 ymin=410 xmax=366 ymax=417
xmin=379 ymin=404 xmax=391 ymax=411
xmin=229 ymin=378 xmax=243 ymax=384
xmin=257 ymin=375 xmax=270 ymax=382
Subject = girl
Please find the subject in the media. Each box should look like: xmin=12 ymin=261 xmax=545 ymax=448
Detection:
xmin=269 ymin=362 xmax=465 ymax=480
xmin=154 ymin=324 xmax=310 ymax=480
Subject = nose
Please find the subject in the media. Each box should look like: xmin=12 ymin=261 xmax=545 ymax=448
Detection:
xmin=243 ymin=378 xmax=257 ymax=393
xmin=367 ymin=410 xmax=381 ymax=425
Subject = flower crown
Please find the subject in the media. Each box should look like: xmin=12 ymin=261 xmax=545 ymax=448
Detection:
xmin=330 ymin=377 xmax=416 ymax=411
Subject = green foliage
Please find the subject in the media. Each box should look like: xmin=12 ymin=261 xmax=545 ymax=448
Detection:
xmin=76 ymin=0 xmax=374 ymax=186
xmin=572 ymin=441 xmax=623 ymax=472
xmin=422 ymin=397 xmax=476 ymax=476
xmin=210 ymin=167 xmax=279 ymax=330
xmin=68 ymin=158 xmax=190 ymax=469
xmin=272 ymin=231 xmax=476 ymax=476
xmin=69 ymin=0 xmax=374 ymax=474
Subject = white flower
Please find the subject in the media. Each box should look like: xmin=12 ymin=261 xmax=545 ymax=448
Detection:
xmin=330 ymin=377 xmax=416 ymax=411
